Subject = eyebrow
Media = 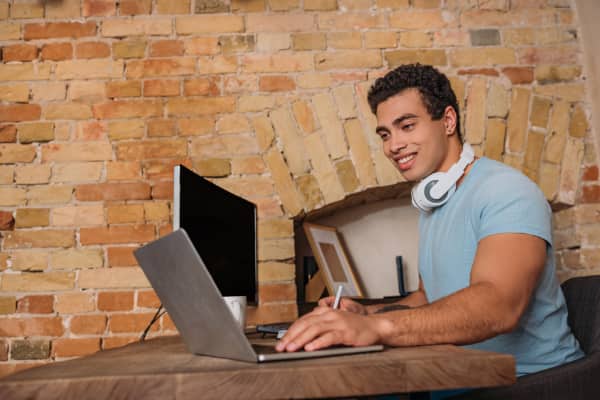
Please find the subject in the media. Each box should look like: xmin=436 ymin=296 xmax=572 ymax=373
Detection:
xmin=375 ymin=113 xmax=418 ymax=134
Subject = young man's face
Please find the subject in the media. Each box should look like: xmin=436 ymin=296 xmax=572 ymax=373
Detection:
xmin=375 ymin=88 xmax=454 ymax=182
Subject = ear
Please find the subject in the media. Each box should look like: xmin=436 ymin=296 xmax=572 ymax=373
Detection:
xmin=443 ymin=106 xmax=458 ymax=137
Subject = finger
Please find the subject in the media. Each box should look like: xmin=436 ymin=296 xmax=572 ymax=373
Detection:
xmin=283 ymin=321 xmax=334 ymax=352
xmin=318 ymin=296 xmax=335 ymax=307
xmin=304 ymin=331 xmax=341 ymax=352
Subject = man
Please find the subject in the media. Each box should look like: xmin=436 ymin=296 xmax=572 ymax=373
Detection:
xmin=276 ymin=63 xmax=583 ymax=378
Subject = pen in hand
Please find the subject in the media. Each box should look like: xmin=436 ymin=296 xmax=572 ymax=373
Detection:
xmin=332 ymin=284 xmax=343 ymax=310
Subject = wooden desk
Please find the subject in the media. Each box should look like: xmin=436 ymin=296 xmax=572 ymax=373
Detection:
xmin=0 ymin=335 xmax=515 ymax=399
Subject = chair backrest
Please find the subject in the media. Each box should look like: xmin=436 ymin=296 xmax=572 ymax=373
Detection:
xmin=561 ymin=275 xmax=600 ymax=355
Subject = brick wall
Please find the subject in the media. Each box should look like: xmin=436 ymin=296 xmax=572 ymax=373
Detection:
xmin=0 ymin=0 xmax=598 ymax=376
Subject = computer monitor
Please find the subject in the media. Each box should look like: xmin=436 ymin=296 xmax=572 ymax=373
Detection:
xmin=173 ymin=165 xmax=257 ymax=305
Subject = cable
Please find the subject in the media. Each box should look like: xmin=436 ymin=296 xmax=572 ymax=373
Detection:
xmin=140 ymin=303 xmax=165 ymax=342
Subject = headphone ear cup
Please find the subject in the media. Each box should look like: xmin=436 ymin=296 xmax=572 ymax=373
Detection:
xmin=411 ymin=172 xmax=455 ymax=213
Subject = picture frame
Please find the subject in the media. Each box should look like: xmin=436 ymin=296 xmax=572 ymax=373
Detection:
xmin=302 ymin=222 xmax=363 ymax=298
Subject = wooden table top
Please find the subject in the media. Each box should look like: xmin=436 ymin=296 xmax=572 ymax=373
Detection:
xmin=0 ymin=335 xmax=515 ymax=399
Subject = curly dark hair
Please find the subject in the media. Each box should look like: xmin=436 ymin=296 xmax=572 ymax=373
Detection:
xmin=367 ymin=64 xmax=462 ymax=141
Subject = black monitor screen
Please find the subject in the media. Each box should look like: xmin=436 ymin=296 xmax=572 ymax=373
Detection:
xmin=174 ymin=165 xmax=257 ymax=304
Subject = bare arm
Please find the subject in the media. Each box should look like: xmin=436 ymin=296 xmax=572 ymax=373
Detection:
xmin=365 ymin=278 xmax=428 ymax=314
xmin=373 ymin=233 xmax=546 ymax=346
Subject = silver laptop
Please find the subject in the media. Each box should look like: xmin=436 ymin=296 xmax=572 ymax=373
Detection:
xmin=134 ymin=228 xmax=383 ymax=362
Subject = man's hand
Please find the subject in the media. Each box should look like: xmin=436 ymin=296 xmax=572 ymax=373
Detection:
xmin=275 ymin=306 xmax=384 ymax=352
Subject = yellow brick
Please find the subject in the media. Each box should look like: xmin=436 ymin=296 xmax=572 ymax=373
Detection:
xmin=193 ymin=159 xmax=231 ymax=177
xmin=535 ymin=65 xmax=581 ymax=84
xmin=198 ymin=55 xmax=237 ymax=74
xmin=0 ymin=22 xmax=20 ymax=40
xmin=44 ymin=103 xmax=93 ymax=120
xmin=318 ymin=13 xmax=385 ymax=30
xmin=449 ymin=48 xmax=516 ymax=67
xmin=247 ymin=14 xmax=313 ymax=32
xmin=79 ymin=267 xmax=150 ymax=289
xmin=144 ymin=202 xmax=170 ymax=222
xmin=365 ymin=31 xmax=397 ymax=49
xmin=530 ymin=97 xmax=551 ymax=129
xmin=389 ymin=10 xmax=446 ymax=29
xmin=304 ymin=132 xmax=345 ymax=203
xmin=213 ymin=176 xmax=274 ymax=199
xmin=55 ymin=60 xmax=124 ymax=80
xmin=11 ymin=250 xmax=48 ymax=271
xmin=327 ymin=32 xmax=361 ymax=49
xmin=483 ymin=119 xmax=506 ymax=162
xmin=487 ymin=82 xmax=509 ymax=118
xmin=258 ymin=238 xmax=294 ymax=261
xmin=292 ymin=100 xmax=317 ymax=134
xmin=523 ymin=131 xmax=544 ymax=182
xmin=0 ymin=2 xmax=8 ymax=19
xmin=339 ymin=0 xmax=371 ymax=9
xmin=107 ymin=204 xmax=145 ymax=224
xmin=54 ymin=122 xmax=70 ymax=141
xmin=50 ymin=249 xmax=103 ymax=269
xmin=268 ymin=0 xmax=299 ymax=10
xmin=27 ymin=185 xmax=73 ymax=205
xmin=258 ymin=218 xmax=293 ymax=239
xmin=503 ymin=28 xmax=535 ymax=46
xmin=1 ymin=272 xmax=75 ymax=291
xmin=297 ymin=73 xmax=332 ymax=89
xmin=167 ymin=97 xmax=235 ymax=117
xmin=45 ymin=0 xmax=80 ymax=18
xmin=52 ymin=162 xmax=103 ymax=183
xmin=252 ymin=115 xmax=275 ymax=151
xmin=336 ymin=159 xmax=359 ymax=193
xmin=557 ymin=137 xmax=584 ymax=206
xmin=0 ymin=165 xmax=14 ymax=184
xmin=190 ymin=135 xmax=259 ymax=158
xmin=295 ymin=174 xmax=322 ymax=212
xmin=373 ymin=148 xmax=402 ymax=186
xmin=52 ymin=205 xmax=104 ymax=226
xmin=384 ymin=49 xmax=446 ymax=67
xmin=506 ymin=88 xmax=530 ymax=153
xmin=217 ymin=114 xmax=250 ymax=134
xmin=344 ymin=118 xmax=377 ymax=188
xmin=398 ymin=31 xmax=433 ymax=48
xmin=178 ymin=118 xmax=214 ymax=136
xmin=0 ymin=63 xmax=51 ymax=81
xmin=569 ymin=104 xmax=588 ymax=138
xmin=125 ymin=58 xmax=195 ymax=79
xmin=31 ymin=82 xmax=67 ymax=102
xmin=538 ymin=162 xmax=559 ymax=201
xmin=18 ymin=122 xmax=54 ymax=143
xmin=102 ymin=18 xmax=172 ymax=37
xmin=69 ymin=81 xmax=106 ymax=103
xmin=106 ymin=161 xmax=141 ymax=181
xmin=269 ymin=108 xmax=310 ymax=174
xmin=534 ymin=83 xmax=584 ymax=102
xmin=3 ymin=229 xmax=75 ymax=249
xmin=242 ymin=54 xmax=313 ymax=73
xmin=258 ymin=262 xmax=295 ymax=282
xmin=0 ymin=144 xmax=36 ymax=163
xmin=292 ymin=33 xmax=326 ymax=50
xmin=176 ymin=15 xmax=244 ymax=34
xmin=15 ymin=208 xmax=50 ymax=228
xmin=239 ymin=95 xmax=276 ymax=113
xmin=312 ymin=93 xmax=348 ymax=159
xmin=112 ymin=40 xmax=146 ymax=59
xmin=316 ymin=50 xmax=382 ymax=70
xmin=0 ymin=188 xmax=26 ymax=206
xmin=464 ymin=78 xmax=487 ymax=145
xmin=231 ymin=156 xmax=266 ymax=175
xmin=15 ymin=164 xmax=51 ymax=185
xmin=108 ymin=120 xmax=145 ymax=140
xmin=256 ymin=33 xmax=291 ymax=52
xmin=544 ymin=100 xmax=570 ymax=164
xmin=263 ymin=147 xmax=303 ymax=216
xmin=156 ymin=0 xmax=191 ymax=13
xmin=333 ymin=85 xmax=357 ymax=119
xmin=304 ymin=0 xmax=337 ymax=10
xmin=0 ymin=84 xmax=29 ymax=102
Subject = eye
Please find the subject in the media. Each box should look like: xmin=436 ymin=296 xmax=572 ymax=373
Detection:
xmin=402 ymin=123 xmax=415 ymax=131
xmin=377 ymin=131 xmax=390 ymax=141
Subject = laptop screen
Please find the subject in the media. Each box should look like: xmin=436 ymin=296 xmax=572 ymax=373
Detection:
xmin=174 ymin=165 xmax=257 ymax=304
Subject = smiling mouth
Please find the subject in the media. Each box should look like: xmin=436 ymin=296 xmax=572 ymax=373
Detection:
xmin=394 ymin=152 xmax=417 ymax=171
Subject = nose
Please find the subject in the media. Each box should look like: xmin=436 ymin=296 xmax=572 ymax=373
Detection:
xmin=388 ymin=131 xmax=407 ymax=154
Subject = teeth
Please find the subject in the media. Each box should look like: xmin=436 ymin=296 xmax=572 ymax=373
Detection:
xmin=399 ymin=154 xmax=415 ymax=163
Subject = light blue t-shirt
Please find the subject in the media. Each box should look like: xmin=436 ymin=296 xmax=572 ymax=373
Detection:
xmin=418 ymin=157 xmax=583 ymax=376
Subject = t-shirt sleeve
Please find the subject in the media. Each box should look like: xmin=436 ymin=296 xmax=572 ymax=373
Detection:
xmin=476 ymin=171 xmax=553 ymax=246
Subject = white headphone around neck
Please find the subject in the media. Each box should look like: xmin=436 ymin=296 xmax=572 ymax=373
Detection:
xmin=411 ymin=143 xmax=475 ymax=213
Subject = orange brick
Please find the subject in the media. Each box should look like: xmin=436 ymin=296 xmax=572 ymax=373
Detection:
xmin=137 ymin=290 xmax=160 ymax=308
xmin=106 ymin=161 xmax=141 ymax=180
xmin=259 ymin=76 xmax=295 ymax=92
xmin=83 ymin=0 xmax=116 ymax=16
xmin=144 ymin=80 xmax=180 ymax=97
xmin=42 ymin=142 xmax=112 ymax=162
xmin=0 ymin=104 xmax=41 ymax=122
xmin=183 ymin=77 xmax=220 ymax=96
xmin=40 ymin=43 xmax=73 ymax=61
xmin=105 ymin=81 xmax=142 ymax=98
xmin=76 ymin=42 xmax=110 ymax=59
xmin=0 ymin=124 xmax=17 ymax=143
xmin=246 ymin=303 xmax=296 ymax=326
xmin=75 ymin=182 xmax=151 ymax=201
xmin=92 ymin=100 xmax=162 ymax=119
xmin=125 ymin=58 xmax=195 ymax=79
xmin=517 ymin=46 xmax=578 ymax=65
xmin=0 ymin=211 xmax=14 ymax=230
xmin=17 ymin=295 xmax=54 ymax=314
xmin=143 ymin=159 xmax=191 ymax=179
xmin=3 ymin=44 xmax=38 ymax=62
xmin=151 ymin=181 xmax=173 ymax=200
xmin=0 ymin=317 xmax=64 ymax=337
xmin=183 ymin=37 xmax=219 ymax=55
xmin=107 ymin=246 xmax=138 ymax=267
xmin=178 ymin=118 xmax=214 ymax=136
xmin=148 ymin=119 xmax=176 ymax=137
xmin=115 ymin=139 xmax=187 ymax=160
xmin=55 ymin=292 xmax=95 ymax=314
xmin=98 ymin=291 xmax=134 ymax=311
xmin=24 ymin=22 xmax=97 ymax=40
xmin=150 ymin=40 xmax=184 ymax=57
xmin=583 ymin=166 xmax=598 ymax=182
xmin=70 ymin=315 xmax=107 ymax=334
xmin=108 ymin=312 xmax=156 ymax=333
xmin=167 ymin=97 xmax=235 ymax=116
xmin=80 ymin=225 xmax=155 ymax=245
xmin=120 ymin=0 xmax=152 ymax=14
xmin=102 ymin=336 xmax=138 ymax=350
xmin=75 ymin=121 xmax=106 ymax=140
xmin=258 ymin=282 xmax=296 ymax=303
xmin=502 ymin=67 xmax=534 ymax=84
xmin=52 ymin=338 xmax=100 ymax=358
